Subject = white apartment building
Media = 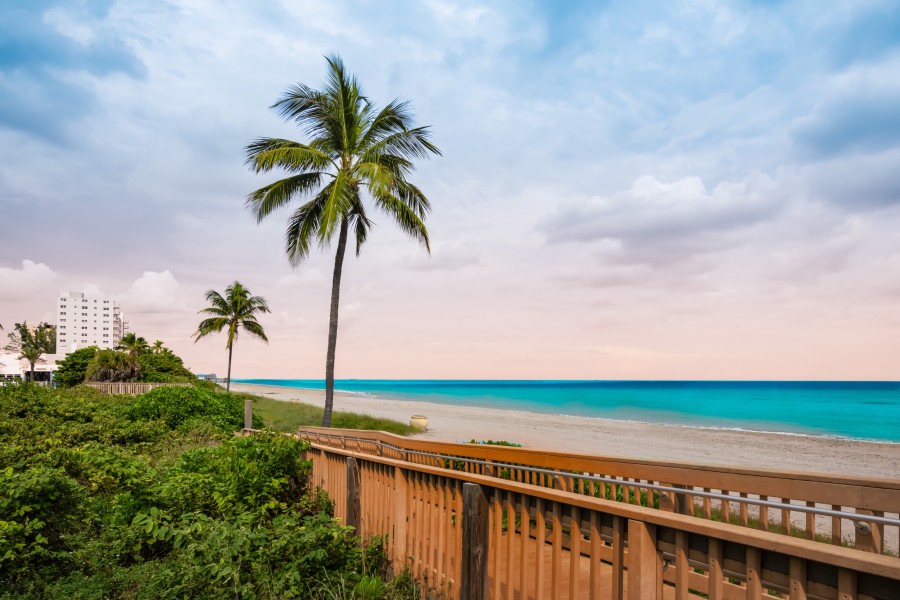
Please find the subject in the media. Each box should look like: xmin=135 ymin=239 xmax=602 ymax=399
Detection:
xmin=56 ymin=292 xmax=128 ymax=354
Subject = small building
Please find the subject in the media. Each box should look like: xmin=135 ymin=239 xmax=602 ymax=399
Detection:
xmin=0 ymin=352 xmax=22 ymax=382
xmin=0 ymin=352 xmax=64 ymax=383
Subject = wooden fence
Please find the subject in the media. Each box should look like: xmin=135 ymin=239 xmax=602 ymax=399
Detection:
xmin=84 ymin=382 xmax=192 ymax=395
xmin=300 ymin=436 xmax=900 ymax=600
xmin=296 ymin=427 xmax=900 ymax=559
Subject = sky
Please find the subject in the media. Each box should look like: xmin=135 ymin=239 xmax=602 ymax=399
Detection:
xmin=1 ymin=0 xmax=899 ymax=380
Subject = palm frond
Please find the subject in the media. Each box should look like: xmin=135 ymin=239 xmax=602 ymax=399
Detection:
xmin=193 ymin=317 xmax=229 ymax=341
xmin=353 ymin=161 xmax=396 ymax=198
xmin=246 ymin=171 xmax=326 ymax=223
xmin=360 ymin=126 xmax=441 ymax=163
xmin=244 ymin=138 xmax=335 ymax=173
xmin=285 ymin=189 xmax=330 ymax=265
xmin=372 ymin=191 xmax=431 ymax=252
xmin=317 ymin=170 xmax=357 ymax=242
xmin=395 ymin=179 xmax=432 ymax=218
xmin=241 ymin=320 xmax=269 ymax=343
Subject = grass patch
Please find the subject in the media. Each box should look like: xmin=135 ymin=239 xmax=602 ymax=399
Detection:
xmin=246 ymin=393 xmax=418 ymax=435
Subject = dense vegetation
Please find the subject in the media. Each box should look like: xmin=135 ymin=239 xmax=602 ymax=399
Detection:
xmin=54 ymin=342 xmax=195 ymax=387
xmin=0 ymin=384 xmax=416 ymax=598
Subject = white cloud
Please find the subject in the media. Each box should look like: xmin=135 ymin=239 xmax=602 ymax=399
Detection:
xmin=538 ymin=173 xmax=784 ymax=256
xmin=117 ymin=270 xmax=182 ymax=314
xmin=0 ymin=260 xmax=58 ymax=301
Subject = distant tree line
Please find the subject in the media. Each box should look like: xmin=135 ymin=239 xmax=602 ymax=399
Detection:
xmin=54 ymin=334 xmax=195 ymax=387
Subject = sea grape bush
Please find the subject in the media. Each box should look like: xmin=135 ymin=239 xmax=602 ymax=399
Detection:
xmin=128 ymin=385 xmax=257 ymax=431
xmin=0 ymin=383 xmax=402 ymax=599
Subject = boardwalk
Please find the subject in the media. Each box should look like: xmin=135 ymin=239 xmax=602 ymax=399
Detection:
xmin=286 ymin=427 xmax=900 ymax=599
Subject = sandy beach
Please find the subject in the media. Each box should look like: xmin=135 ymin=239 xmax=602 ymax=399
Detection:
xmin=231 ymin=382 xmax=900 ymax=480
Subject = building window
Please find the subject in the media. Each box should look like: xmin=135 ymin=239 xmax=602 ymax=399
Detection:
xmin=60 ymin=312 xmax=66 ymax=315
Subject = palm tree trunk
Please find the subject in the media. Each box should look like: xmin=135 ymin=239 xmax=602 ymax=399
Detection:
xmin=226 ymin=344 xmax=234 ymax=393
xmin=29 ymin=361 xmax=35 ymax=383
xmin=323 ymin=216 xmax=349 ymax=427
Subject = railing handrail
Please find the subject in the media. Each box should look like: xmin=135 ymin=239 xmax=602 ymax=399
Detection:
xmin=297 ymin=426 xmax=900 ymax=507
xmin=305 ymin=439 xmax=900 ymax=580
xmin=301 ymin=430 xmax=900 ymax=527
xmin=298 ymin=425 xmax=900 ymax=487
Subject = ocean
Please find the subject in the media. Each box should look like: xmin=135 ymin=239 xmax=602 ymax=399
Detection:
xmin=235 ymin=379 xmax=900 ymax=443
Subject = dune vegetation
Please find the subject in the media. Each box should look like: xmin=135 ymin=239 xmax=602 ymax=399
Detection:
xmin=0 ymin=383 xmax=418 ymax=598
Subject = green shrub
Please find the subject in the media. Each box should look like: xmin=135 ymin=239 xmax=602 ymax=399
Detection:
xmin=53 ymin=347 xmax=98 ymax=388
xmin=138 ymin=352 xmax=194 ymax=383
xmin=157 ymin=434 xmax=313 ymax=518
xmin=0 ymin=383 xmax=412 ymax=598
xmin=129 ymin=386 xmax=245 ymax=432
xmin=85 ymin=350 xmax=141 ymax=382
xmin=0 ymin=466 xmax=85 ymax=581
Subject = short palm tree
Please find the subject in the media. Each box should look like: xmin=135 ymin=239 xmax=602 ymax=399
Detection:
xmin=4 ymin=322 xmax=55 ymax=382
xmin=245 ymin=55 xmax=440 ymax=427
xmin=151 ymin=340 xmax=166 ymax=355
xmin=193 ymin=281 xmax=270 ymax=392
xmin=117 ymin=333 xmax=149 ymax=358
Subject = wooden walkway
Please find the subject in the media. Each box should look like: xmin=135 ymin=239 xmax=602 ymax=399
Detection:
xmin=288 ymin=429 xmax=900 ymax=599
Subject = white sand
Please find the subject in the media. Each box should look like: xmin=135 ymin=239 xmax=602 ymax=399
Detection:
xmin=230 ymin=382 xmax=900 ymax=480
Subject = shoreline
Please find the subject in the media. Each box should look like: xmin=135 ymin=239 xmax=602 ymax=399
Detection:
xmin=230 ymin=382 xmax=900 ymax=480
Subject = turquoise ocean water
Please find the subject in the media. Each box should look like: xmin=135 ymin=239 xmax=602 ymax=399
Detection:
xmin=235 ymin=379 xmax=900 ymax=443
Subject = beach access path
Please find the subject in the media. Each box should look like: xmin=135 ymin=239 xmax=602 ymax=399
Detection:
xmin=230 ymin=382 xmax=900 ymax=480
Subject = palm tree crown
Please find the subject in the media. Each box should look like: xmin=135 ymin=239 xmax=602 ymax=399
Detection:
xmin=117 ymin=333 xmax=149 ymax=358
xmin=245 ymin=55 xmax=440 ymax=426
xmin=193 ymin=281 xmax=270 ymax=392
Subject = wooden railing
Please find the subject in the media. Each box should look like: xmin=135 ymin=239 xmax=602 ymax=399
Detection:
xmin=297 ymin=427 xmax=900 ymax=559
xmin=298 ymin=434 xmax=900 ymax=600
xmin=84 ymin=382 xmax=192 ymax=395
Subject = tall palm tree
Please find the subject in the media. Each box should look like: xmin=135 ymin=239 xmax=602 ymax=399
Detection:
xmin=117 ymin=333 xmax=149 ymax=358
xmin=245 ymin=55 xmax=440 ymax=427
xmin=193 ymin=281 xmax=270 ymax=393
xmin=151 ymin=340 xmax=166 ymax=355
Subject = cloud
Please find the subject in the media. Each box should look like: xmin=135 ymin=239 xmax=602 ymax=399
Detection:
xmin=537 ymin=174 xmax=784 ymax=259
xmin=117 ymin=270 xmax=182 ymax=314
xmin=792 ymin=57 xmax=900 ymax=159
xmin=802 ymin=149 xmax=900 ymax=208
xmin=0 ymin=0 xmax=144 ymax=140
xmin=0 ymin=260 xmax=58 ymax=301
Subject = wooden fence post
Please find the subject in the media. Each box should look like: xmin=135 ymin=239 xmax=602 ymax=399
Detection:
xmin=461 ymin=482 xmax=489 ymax=600
xmin=392 ymin=467 xmax=409 ymax=573
xmin=347 ymin=457 xmax=361 ymax=535
xmin=243 ymin=398 xmax=253 ymax=430
xmin=673 ymin=484 xmax=691 ymax=515
xmin=627 ymin=519 xmax=661 ymax=600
